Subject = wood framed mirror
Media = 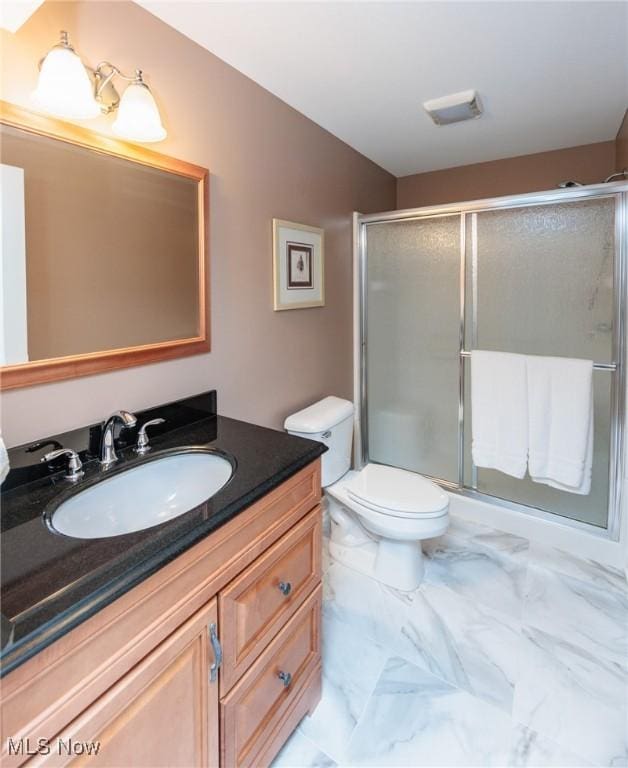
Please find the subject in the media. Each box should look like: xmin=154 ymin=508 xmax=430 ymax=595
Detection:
xmin=0 ymin=101 xmax=209 ymax=390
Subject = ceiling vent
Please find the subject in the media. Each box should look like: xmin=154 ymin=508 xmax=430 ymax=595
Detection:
xmin=423 ymin=90 xmax=483 ymax=126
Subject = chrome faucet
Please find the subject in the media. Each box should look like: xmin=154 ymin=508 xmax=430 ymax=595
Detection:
xmin=100 ymin=410 xmax=137 ymax=468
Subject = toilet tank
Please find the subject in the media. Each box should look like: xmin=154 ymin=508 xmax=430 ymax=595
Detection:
xmin=284 ymin=397 xmax=354 ymax=487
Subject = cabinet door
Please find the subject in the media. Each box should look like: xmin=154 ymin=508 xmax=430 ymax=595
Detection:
xmin=29 ymin=598 xmax=220 ymax=768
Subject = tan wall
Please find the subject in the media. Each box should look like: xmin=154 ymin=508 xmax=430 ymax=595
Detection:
xmin=0 ymin=1 xmax=396 ymax=447
xmin=396 ymin=141 xmax=617 ymax=209
xmin=616 ymin=110 xmax=628 ymax=171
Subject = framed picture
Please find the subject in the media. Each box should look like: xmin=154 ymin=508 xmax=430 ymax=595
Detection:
xmin=273 ymin=219 xmax=324 ymax=310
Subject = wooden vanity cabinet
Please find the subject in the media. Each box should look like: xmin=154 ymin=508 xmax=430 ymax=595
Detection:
xmin=1 ymin=459 xmax=323 ymax=768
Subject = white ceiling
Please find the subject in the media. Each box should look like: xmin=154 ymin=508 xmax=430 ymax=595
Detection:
xmin=138 ymin=1 xmax=628 ymax=177
xmin=0 ymin=0 xmax=43 ymax=33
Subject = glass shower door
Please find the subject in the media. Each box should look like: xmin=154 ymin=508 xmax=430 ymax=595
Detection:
xmin=463 ymin=197 xmax=616 ymax=527
xmin=365 ymin=215 xmax=462 ymax=483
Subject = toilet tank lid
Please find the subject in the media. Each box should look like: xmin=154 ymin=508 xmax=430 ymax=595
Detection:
xmin=284 ymin=396 xmax=354 ymax=433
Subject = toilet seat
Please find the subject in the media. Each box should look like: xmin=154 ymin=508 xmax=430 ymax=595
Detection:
xmin=345 ymin=462 xmax=449 ymax=519
xmin=346 ymin=493 xmax=449 ymax=519
xmin=327 ymin=467 xmax=449 ymax=550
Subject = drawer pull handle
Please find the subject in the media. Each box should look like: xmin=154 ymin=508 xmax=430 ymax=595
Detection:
xmin=278 ymin=581 xmax=292 ymax=596
xmin=277 ymin=670 xmax=292 ymax=688
xmin=209 ymin=622 xmax=222 ymax=683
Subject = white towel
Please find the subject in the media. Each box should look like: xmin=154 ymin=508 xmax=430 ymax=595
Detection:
xmin=527 ymin=356 xmax=593 ymax=495
xmin=0 ymin=432 xmax=9 ymax=486
xmin=470 ymin=351 xmax=528 ymax=478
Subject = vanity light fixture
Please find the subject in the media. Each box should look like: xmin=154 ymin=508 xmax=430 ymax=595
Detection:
xmin=32 ymin=30 xmax=167 ymax=143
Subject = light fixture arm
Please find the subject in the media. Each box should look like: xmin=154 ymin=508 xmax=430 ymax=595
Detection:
xmin=92 ymin=63 xmax=146 ymax=114
xmin=91 ymin=63 xmax=119 ymax=113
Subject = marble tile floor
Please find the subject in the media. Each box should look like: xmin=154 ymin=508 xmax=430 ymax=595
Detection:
xmin=272 ymin=515 xmax=628 ymax=768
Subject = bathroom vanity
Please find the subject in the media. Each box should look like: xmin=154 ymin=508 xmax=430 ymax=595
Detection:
xmin=0 ymin=393 xmax=326 ymax=767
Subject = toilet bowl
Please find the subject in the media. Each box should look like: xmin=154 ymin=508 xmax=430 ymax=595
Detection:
xmin=326 ymin=463 xmax=449 ymax=590
xmin=285 ymin=397 xmax=449 ymax=591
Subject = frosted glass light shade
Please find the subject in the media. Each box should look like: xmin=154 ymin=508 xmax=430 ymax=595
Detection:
xmin=112 ymin=82 xmax=166 ymax=143
xmin=32 ymin=45 xmax=100 ymax=119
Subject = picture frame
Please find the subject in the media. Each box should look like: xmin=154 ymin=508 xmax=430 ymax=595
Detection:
xmin=273 ymin=219 xmax=324 ymax=310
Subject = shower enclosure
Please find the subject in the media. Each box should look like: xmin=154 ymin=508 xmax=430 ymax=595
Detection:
xmin=355 ymin=183 xmax=627 ymax=538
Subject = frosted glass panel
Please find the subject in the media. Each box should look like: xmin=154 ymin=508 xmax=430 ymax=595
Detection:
xmin=366 ymin=216 xmax=460 ymax=482
xmin=471 ymin=199 xmax=614 ymax=361
xmin=465 ymin=198 xmax=615 ymax=527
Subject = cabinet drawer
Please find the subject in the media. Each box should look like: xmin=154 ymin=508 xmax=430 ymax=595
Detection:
xmin=219 ymin=507 xmax=321 ymax=693
xmin=221 ymin=585 xmax=322 ymax=768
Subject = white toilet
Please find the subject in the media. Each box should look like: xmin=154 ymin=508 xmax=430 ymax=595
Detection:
xmin=285 ymin=396 xmax=449 ymax=591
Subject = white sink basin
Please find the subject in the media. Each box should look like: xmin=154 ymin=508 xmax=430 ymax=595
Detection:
xmin=48 ymin=451 xmax=233 ymax=539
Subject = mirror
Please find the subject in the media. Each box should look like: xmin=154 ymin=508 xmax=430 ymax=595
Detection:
xmin=0 ymin=101 xmax=208 ymax=389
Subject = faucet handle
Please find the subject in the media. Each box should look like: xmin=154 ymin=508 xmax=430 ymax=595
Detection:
xmin=135 ymin=418 xmax=165 ymax=455
xmin=42 ymin=448 xmax=84 ymax=482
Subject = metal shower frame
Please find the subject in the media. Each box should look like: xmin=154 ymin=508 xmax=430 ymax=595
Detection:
xmin=354 ymin=181 xmax=628 ymax=540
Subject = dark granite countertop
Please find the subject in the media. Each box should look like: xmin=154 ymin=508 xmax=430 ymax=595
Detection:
xmin=0 ymin=391 xmax=326 ymax=676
